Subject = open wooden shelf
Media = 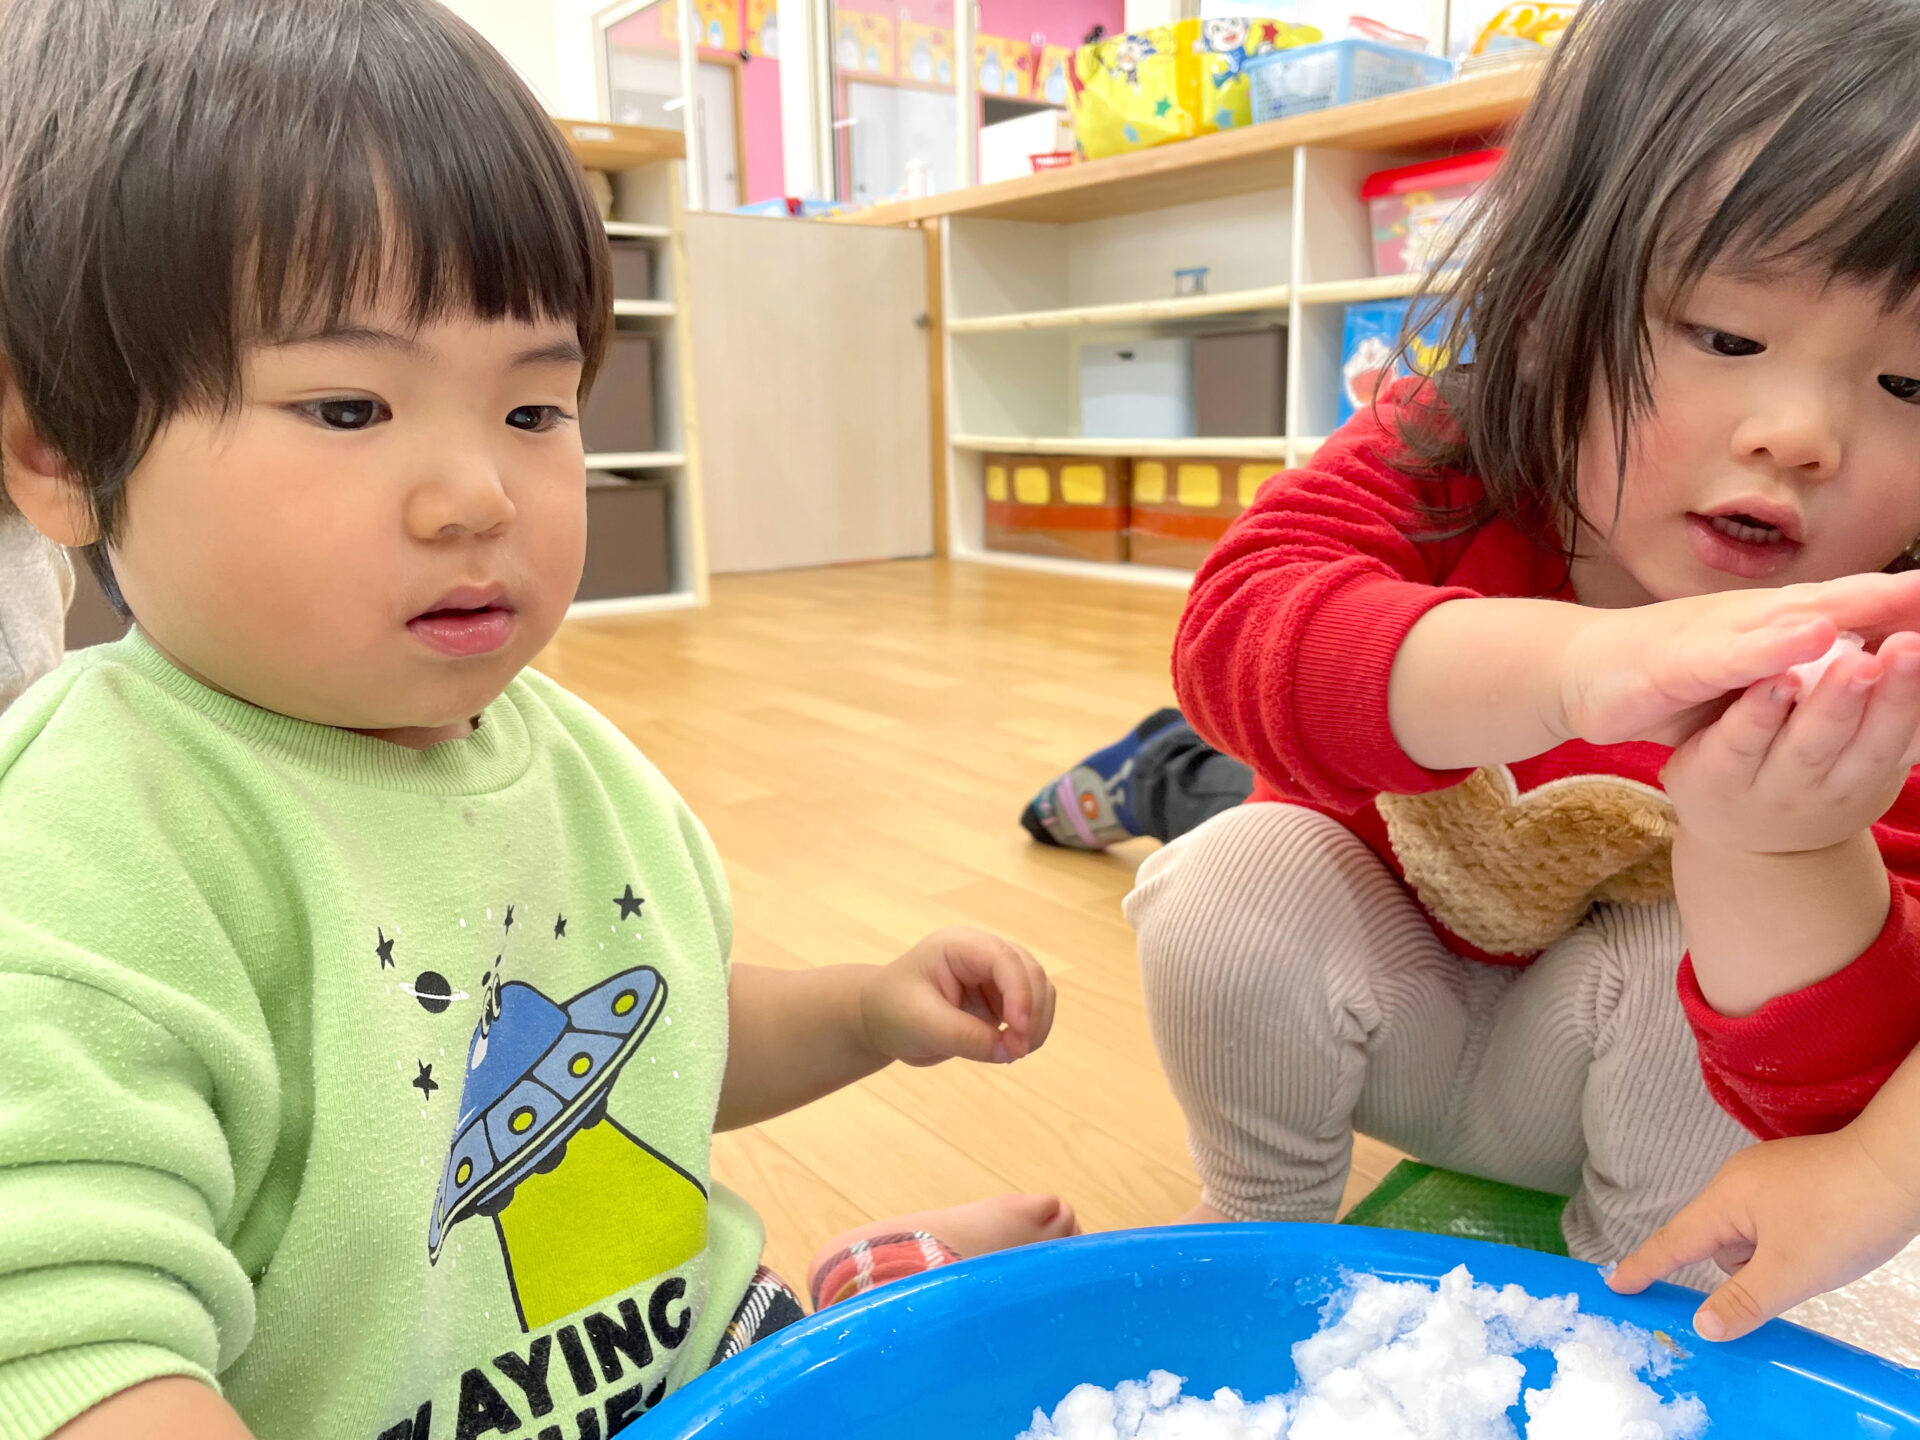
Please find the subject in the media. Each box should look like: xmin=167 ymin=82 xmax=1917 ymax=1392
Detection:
xmin=955 ymin=543 xmax=1196 ymax=590
xmin=612 ymin=298 xmax=675 ymax=317
xmin=556 ymin=119 xmax=685 ymax=172
xmin=567 ymin=589 xmax=701 ymax=619
xmin=954 ymin=434 xmax=1290 ymax=459
xmin=1297 ymin=272 xmax=1432 ymax=305
xmin=605 ymin=220 xmax=670 ymax=239
xmin=843 ymin=61 xmax=1540 ymax=226
xmin=585 ymin=450 xmax=686 ymax=470
xmin=949 ymin=284 xmax=1292 ymax=334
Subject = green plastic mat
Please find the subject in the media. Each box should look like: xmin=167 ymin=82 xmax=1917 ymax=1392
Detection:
xmin=1340 ymin=1161 xmax=1571 ymax=1256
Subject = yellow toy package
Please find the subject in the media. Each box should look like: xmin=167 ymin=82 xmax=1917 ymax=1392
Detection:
xmin=1069 ymin=17 xmax=1320 ymax=162
xmin=1472 ymin=3 xmax=1576 ymax=54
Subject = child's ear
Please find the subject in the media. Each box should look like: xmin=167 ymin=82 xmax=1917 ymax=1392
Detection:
xmin=0 ymin=370 xmax=98 ymax=547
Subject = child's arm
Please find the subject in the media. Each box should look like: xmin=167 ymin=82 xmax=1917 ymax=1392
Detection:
xmin=1663 ymin=633 xmax=1920 ymax=1016
xmin=54 ymin=1377 xmax=255 ymax=1440
xmin=715 ymin=927 xmax=1054 ymax=1131
xmin=1607 ymin=1041 xmax=1920 ymax=1341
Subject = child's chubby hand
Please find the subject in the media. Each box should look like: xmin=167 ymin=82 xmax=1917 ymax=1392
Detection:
xmin=1661 ymin=630 xmax=1920 ymax=854
xmin=860 ymin=926 xmax=1056 ymax=1068
xmin=1556 ymin=571 xmax=1920 ymax=750
xmin=1608 ymin=1126 xmax=1920 ymax=1342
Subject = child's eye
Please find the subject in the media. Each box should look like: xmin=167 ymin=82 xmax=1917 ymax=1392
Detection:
xmin=1880 ymin=374 xmax=1920 ymax=402
xmin=302 ymin=398 xmax=389 ymax=430
xmin=506 ymin=405 xmax=570 ymax=433
xmin=1690 ymin=326 xmax=1764 ymax=358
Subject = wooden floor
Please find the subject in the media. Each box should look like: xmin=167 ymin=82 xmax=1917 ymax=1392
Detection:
xmin=535 ymin=559 xmax=1403 ymax=1287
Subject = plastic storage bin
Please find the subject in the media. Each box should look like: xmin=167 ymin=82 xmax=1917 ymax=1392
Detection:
xmin=579 ymin=333 xmax=655 ymax=454
xmin=982 ymin=454 xmax=1129 ymax=564
xmin=1194 ymin=326 xmax=1285 ymax=436
xmin=578 ymin=475 xmax=671 ymax=600
xmin=1340 ymin=297 xmax=1452 ymax=423
xmin=607 ymin=238 xmax=655 ymax=301
xmin=1079 ymin=338 xmax=1194 ymax=440
xmin=1128 ymin=457 xmax=1274 ymax=570
xmin=638 ymin=1225 xmax=1920 ymax=1440
xmin=1363 ymin=148 xmax=1503 ymax=275
xmin=1247 ymin=39 xmax=1454 ymax=123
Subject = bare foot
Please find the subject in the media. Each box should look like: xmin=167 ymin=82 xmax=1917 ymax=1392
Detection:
xmin=809 ymin=1192 xmax=1078 ymax=1287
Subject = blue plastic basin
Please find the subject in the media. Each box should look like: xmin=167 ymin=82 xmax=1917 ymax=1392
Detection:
xmin=641 ymin=1225 xmax=1920 ymax=1437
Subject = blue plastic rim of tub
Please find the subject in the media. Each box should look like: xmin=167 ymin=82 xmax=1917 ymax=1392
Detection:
xmin=638 ymin=1224 xmax=1920 ymax=1438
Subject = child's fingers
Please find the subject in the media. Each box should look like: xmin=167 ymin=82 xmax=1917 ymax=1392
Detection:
xmin=1828 ymin=638 xmax=1920 ymax=782
xmin=1776 ymin=569 xmax=1920 ymax=640
xmin=1678 ymin=674 xmax=1797 ymax=788
xmin=1691 ymin=618 xmax=1833 ymax=696
xmin=1694 ymin=1244 xmax=1814 ymax=1342
xmin=1608 ymin=1202 xmax=1745 ymax=1296
xmin=1762 ymin=651 xmax=1880 ymax=786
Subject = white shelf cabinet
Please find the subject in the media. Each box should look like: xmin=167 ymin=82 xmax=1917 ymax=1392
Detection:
xmin=910 ymin=68 xmax=1537 ymax=588
xmin=557 ymin=120 xmax=709 ymax=615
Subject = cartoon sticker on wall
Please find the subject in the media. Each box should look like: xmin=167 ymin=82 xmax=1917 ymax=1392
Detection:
xmin=427 ymin=960 xmax=708 ymax=1331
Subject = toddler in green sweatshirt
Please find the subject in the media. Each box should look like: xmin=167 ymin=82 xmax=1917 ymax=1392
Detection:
xmin=0 ymin=4 xmax=1072 ymax=1438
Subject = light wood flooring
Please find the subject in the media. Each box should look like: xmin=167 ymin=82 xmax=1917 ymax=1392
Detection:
xmin=535 ymin=559 xmax=1403 ymax=1287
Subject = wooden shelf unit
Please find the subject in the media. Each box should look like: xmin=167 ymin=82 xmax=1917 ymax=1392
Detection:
xmin=917 ymin=63 xmax=1539 ymax=587
xmin=555 ymin=118 xmax=708 ymax=613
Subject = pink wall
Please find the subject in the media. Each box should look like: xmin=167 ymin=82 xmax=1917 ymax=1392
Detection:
xmin=609 ymin=0 xmax=1124 ymax=206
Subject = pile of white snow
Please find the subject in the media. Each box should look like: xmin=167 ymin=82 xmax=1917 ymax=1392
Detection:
xmin=1016 ymin=1266 xmax=1708 ymax=1440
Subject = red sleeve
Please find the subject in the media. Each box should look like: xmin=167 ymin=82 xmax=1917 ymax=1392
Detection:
xmin=1172 ymin=396 xmax=1481 ymax=811
xmin=1682 ymin=871 xmax=1920 ymax=1139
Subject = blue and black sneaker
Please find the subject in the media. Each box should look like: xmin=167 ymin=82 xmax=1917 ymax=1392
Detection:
xmin=1019 ymin=707 xmax=1185 ymax=850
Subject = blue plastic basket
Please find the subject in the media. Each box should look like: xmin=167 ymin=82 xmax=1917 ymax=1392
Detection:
xmin=636 ymin=1225 xmax=1920 ymax=1438
xmin=1247 ymin=39 xmax=1455 ymax=123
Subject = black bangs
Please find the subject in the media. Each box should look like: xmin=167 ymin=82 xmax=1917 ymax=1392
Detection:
xmin=0 ymin=0 xmax=610 ymax=583
xmin=1391 ymin=0 xmax=1920 ymax=563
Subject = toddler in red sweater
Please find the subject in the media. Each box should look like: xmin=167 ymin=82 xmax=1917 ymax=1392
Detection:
xmin=1130 ymin=0 xmax=1920 ymax=1348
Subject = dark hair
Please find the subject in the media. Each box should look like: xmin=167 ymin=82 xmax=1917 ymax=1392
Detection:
xmin=1398 ymin=0 xmax=1920 ymax=558
xmin=0 ymin=0 xmax=612 ymax=598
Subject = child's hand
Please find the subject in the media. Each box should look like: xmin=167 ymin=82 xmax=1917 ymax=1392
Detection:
xmin=861 ymin=927 xmax=1055 ymax=1067
xmin=1558 ymin=573 xmax=1920 ymax=748
xmin=1608 ymin=1128 xmax=1920 ymax=1342
xmin=1661 ymin=631 xmax=1920 ymax=854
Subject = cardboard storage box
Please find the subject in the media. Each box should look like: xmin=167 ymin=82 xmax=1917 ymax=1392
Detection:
xmin=580 ymin=332 xmax=656 ymax=454
xmin=982 ymin=454 xmax=1129 ymax=563
xmin=578 ymin=475 xmax=671 ymax=600
xmin=1195 ymin=327 xmax=1286 ymax=437
xmin=608 ymin=238 xmax=656 ymax=300
xmin=1128 ymin=457 xmax=1277 ymax=569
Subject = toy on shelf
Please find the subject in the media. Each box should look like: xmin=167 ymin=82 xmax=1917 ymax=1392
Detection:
xmin=1128 ymin=457 xmax=1274 ymax=570
xmin=1363 ymin=148 xmax=1503 ymax=276
xmin=982 ymin=455 xmax=1129 ymax=563
xmin=1246 ymin=38 xmax=1454 ymax=123
xmin=1339 ymin=298 xmax=1452 ymax=423
xmin=1068 ymin=18 xmax=1320 ymax=162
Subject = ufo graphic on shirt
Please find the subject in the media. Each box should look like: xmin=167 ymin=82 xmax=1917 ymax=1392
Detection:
xmin=427 ymin=965 xmax=664 ymax=1261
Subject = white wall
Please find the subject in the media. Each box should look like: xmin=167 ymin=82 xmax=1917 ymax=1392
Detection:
xmin=436 ymin=0 xmax=607 ymax=118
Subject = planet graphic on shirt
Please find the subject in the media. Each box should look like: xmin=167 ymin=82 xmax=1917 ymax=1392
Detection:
xmin=401 ymin=970 xmax=467 ymax=1014
xmin=427 ymin=965 xmax=665 ymax=1261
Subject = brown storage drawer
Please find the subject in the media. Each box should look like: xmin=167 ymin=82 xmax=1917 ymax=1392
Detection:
xmin=577 ymin=478 xmax=671 ymax=600
xmin=608 ymin=239 xmax=656 ymax=301
xmin=1128 ymin=457 xmax=1276 ymax=570
xmin=1194 ymin=327 xmax=1286 ymax=438
xmin=982 ymin=454 xmax=1129 ymax=563
xmin=579 ymin=332 xmax=656 ymax=455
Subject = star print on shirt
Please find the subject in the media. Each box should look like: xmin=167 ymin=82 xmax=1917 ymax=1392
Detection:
xmin=614 ymin=885 xmax=646 ymax=922
xmin=412 ymin=1061 xmax=438 ymax=1099
xmin=375 ymin=928 xmax=395 ymax=970
xmin=554 ymin=914 xmax=568 ymax=939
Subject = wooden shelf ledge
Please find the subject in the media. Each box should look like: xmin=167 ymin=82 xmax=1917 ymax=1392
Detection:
xmin=612 ymin=299 xmax=675 ymax=317
xmin=605 ymin=220 xmax=671 ymax=239
xmin=955 ymin=434 xmax=1290 ymax=459
xmin=586 ymin=451 xmax=686 ymax=470
xmin=557 ymin=119 xmax=685 ymax=172
xmin=839 ymin=60 xmax=1540 ymax=228
xmin=949 ymin=284 xmax=1292 ymax=334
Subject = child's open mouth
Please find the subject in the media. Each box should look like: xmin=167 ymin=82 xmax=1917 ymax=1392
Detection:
xmin=1686 ymin=508 xmax=1802 ymax=580
xmin=407 ymin=587 xmax=516 ymax=658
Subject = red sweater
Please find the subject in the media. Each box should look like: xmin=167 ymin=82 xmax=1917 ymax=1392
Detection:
xmin=1173 ymin=389 xmax=1920 ymax=1141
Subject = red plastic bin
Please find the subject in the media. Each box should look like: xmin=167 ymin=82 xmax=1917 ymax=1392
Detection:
xmin=1361 ymin=147 xmax=1503 ymax=276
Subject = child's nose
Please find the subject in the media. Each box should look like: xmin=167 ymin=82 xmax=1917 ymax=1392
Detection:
xmin=1729 ymin=395 xmax=1844 ymax=479
xmin=405 ymin=446 xmax=516 ymax=540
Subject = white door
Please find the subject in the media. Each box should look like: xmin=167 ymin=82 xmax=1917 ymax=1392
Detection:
xmin=684 ymin=214 xmax=932 ymax=572
xmin=609 ymin=49 xmax=742 ymax=210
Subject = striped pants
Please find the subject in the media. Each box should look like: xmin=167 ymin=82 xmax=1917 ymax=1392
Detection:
xmin=1126 ymin=802 xmax=1751 ymax=1288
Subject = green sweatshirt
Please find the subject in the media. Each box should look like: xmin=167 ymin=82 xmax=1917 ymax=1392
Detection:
xmin=0 ymin=632 xmax=762 ymax=1440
